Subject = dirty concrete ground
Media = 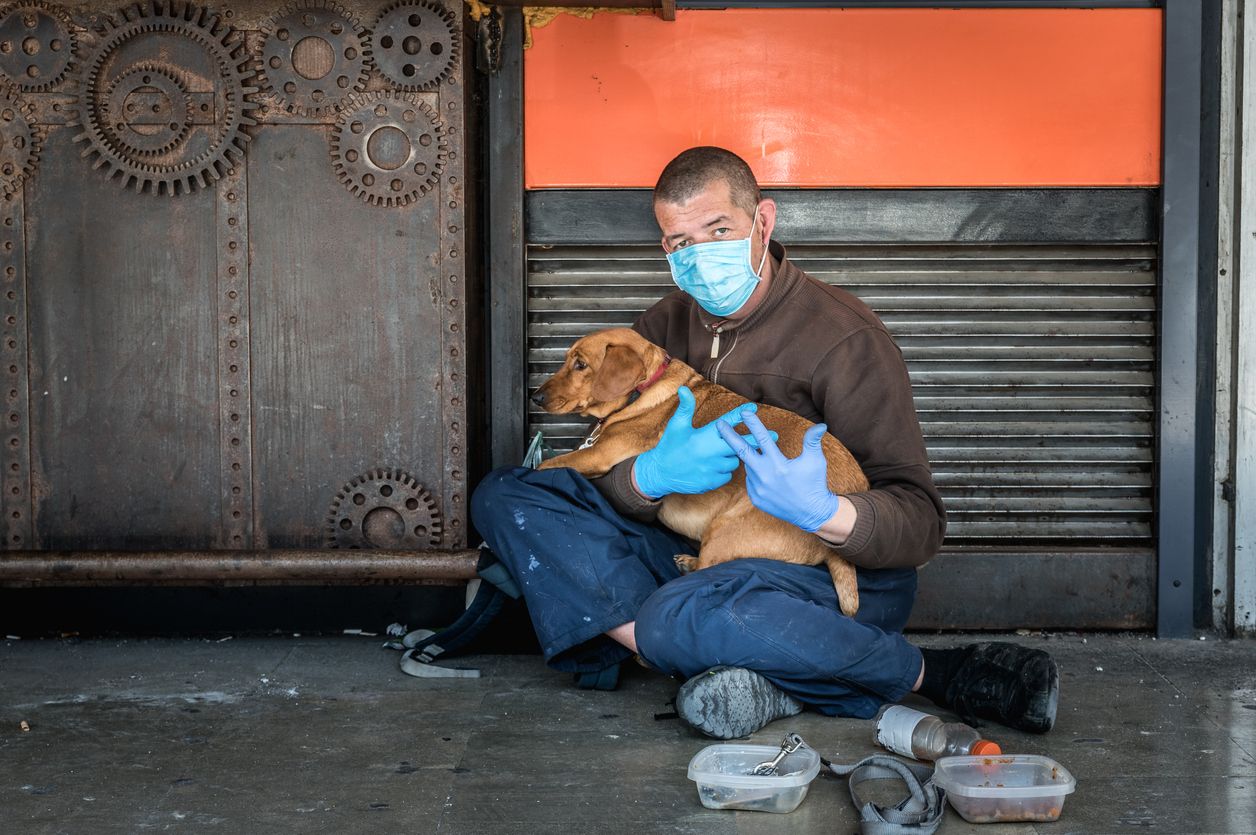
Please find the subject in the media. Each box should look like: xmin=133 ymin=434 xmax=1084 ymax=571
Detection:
xmin=1 ymin=633 xmax=1253 ymax=834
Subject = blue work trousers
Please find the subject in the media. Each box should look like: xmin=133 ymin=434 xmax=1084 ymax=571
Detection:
xmin=470 ymin=466 xmax=924 ymax=718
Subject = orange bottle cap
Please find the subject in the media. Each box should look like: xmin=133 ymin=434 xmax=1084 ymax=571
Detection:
xmin=971 ymin=740 xmax=1002 ymax=756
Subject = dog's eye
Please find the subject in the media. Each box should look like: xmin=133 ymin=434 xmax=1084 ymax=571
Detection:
xmin=573 ymin=359 xmax=587 ymax=371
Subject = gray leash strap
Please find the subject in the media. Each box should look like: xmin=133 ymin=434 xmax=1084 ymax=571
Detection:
xmin=827 ymin=755 xmax=946 ymax=835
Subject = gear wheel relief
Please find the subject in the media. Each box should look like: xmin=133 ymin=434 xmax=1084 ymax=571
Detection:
xmin=2 ymin=0 xmax=469 ymax=553
xmin=330 ymin=89 xmax=449 ymax=207
xmin=0 ymin=2 xmax=77 ymax=91
xmin=368 ymin=0 xmax=459 ymax=91
xmin=258 ymin=0 xmax=369 ymax=117
xmin=0 ymin=82 xmax=37 ymax=196
xmin=328 ymin=468 xmax=444 ymax=549
xmin=71 ymin=0 xmax=260 ymax=196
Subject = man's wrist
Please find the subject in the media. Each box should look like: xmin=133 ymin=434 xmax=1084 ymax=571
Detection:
xmin=631 ymin=458 xmax=662 ymax=500
xmin=814 ymin=496 xmax=857 ymax=546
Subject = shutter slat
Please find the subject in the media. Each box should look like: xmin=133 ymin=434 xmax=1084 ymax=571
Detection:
xmin=525 ymin=243 xmax=1155 ymax=545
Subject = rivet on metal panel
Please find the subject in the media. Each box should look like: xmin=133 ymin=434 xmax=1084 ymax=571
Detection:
xmin=435 ymin=1 xmax=466 ymax=544
xmin=217 ymin=161 xmax=253 ymax=548
xmin=0 ymin=189 xmax=29 ymax=548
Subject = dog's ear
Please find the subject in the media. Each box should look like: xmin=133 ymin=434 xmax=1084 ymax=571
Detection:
xmin=591 ymin=344 xmax=645 ymax=402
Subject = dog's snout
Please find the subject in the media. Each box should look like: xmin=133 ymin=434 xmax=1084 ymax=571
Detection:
xmin=530 ymin=389 xmax=548 ymax=407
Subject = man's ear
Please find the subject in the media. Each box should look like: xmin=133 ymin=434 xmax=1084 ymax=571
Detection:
xmin=591 ymin=344 xmax=645 ymax=402
xmin=757 ymin=197 xmax=777 ymax=247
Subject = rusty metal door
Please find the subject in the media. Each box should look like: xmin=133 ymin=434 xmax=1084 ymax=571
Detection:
xmin=0 ymin=0 xmax=469 ymax=556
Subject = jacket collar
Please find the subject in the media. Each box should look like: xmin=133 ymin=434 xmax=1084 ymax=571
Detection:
xmin=694 ymin=240 xmax=799 ymax=333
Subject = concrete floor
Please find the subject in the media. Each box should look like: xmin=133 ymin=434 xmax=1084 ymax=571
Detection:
xmin=1 ymin=633 xmax=1253 ymax=834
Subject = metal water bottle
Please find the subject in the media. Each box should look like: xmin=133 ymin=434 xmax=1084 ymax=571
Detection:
xmin=875 ymin=705 xmax=1002 ymax=761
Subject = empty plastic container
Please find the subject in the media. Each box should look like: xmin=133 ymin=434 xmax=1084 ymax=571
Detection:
xmin=687 ymin=743 xmax=822 ymax=813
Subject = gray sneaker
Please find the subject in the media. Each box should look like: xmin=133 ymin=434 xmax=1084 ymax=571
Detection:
xmin=676 ymin=666 xmax=803 ymax=739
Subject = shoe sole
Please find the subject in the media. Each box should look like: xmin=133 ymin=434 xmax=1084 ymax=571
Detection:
xmin=676 ymin=666 xmax=802 ymax=740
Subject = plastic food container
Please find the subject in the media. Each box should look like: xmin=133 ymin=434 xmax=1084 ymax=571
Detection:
xmin=933 ymin=754 xmax=1076 ymax=823
xmin=686 ymin=743 xmax=821 ymax=813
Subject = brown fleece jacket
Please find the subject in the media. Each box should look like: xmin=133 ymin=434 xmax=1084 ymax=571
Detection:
xmin=591 ymin=240 xmax=946 ymax=570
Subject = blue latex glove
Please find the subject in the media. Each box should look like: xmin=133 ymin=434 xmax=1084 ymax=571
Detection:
xmin=633 ymin=386 xmax=773 ymax=499
xmin=716 ymin=412 xmax=840 ymax=533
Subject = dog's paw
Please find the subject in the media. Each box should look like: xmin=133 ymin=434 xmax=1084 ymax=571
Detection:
xmin=674 ymin=555 xmax=699 ymax=574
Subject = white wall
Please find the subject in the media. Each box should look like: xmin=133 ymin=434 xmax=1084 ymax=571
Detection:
xmin=1231 ymin=0 xmax=1256 ymax=635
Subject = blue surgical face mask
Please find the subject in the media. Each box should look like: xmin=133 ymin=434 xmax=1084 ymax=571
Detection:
xmin=665 ymin=214 xmax=769 ymax=317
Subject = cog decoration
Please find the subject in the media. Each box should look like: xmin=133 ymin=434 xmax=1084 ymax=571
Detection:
xmin=70 ymin=0 xmax=259 ymax=196
xmin=258 ymin=0 xmax=369 ymax=118
xmin=0 ymin=1 xmax=76 ymax=92
xmin=0 ymin=82 xmax=37 ymax=196
xmin=367 ymin=0 xmax=458 ymax=91
xmin=330 ymin=90 xmax=447 ymax=208
xmin=327 ymin=467 xmax=443 ymax=549
xmin=105 ymin=64 xmax=191 ymax=156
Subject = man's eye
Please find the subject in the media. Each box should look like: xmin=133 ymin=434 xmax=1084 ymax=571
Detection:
xmin=573 ymin=359 xmax=588 ymax=371
xmin=673 ymin=240 xmax=690 ymax=250
xmin=713 ymin=227 xmax=730 ymax=237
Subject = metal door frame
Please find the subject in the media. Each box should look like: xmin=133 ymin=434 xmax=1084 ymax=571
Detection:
xmin=483 ymin=0 xmax=1220 ymax=636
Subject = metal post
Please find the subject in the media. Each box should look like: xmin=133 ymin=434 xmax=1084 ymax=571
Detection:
xmin=487 ymin=8 xmax=527 ymax=470
xmin=1234 ymin=0 xmax=1256 ymax=635
xmin=1158 ymin=0 xmax=1204 ymax=637
xmin=1212 ymin=0 xmax=1239 ymax=633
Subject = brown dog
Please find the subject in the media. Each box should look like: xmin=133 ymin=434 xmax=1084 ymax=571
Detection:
xmin=532 ymin=327 xmax=865 ymax=617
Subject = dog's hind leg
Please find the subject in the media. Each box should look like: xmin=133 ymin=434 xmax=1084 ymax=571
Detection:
xmin=690 ymin=516 xmax=749 ymax=572
xmin=823 ymin=553 xmax=860 ymax=618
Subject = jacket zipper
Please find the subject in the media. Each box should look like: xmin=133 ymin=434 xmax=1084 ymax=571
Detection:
xmin=710 ymin=328 xmax=739 ymax=385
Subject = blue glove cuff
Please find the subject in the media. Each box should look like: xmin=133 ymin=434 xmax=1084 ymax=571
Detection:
xmin=799 ymin=493 xmax=841 ymax=534
xmin=632 ymin=450 xmax=667 ymax=500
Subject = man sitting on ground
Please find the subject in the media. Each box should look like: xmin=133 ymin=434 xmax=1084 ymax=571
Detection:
xmin=472 ymin=146 xmax=1058 ymax=739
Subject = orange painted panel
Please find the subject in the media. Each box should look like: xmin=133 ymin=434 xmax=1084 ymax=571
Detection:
xmin=523 ymin=9 xmax=1162 ymax=188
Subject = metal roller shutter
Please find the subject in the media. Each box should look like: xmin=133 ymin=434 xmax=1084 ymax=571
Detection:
xmin=526 ymin=242 xmax=1155 ymax=546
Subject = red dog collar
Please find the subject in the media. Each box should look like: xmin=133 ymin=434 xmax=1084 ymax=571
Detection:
xmin=636 ymin=356 xmax=672 ymax=393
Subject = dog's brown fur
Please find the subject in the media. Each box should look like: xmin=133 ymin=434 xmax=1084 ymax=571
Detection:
xmin=534 ymin=327 xmax=865 ymax=616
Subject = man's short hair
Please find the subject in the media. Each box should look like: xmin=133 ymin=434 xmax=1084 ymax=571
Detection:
xmin=653 ymin=147 xmax=761 ymax=217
